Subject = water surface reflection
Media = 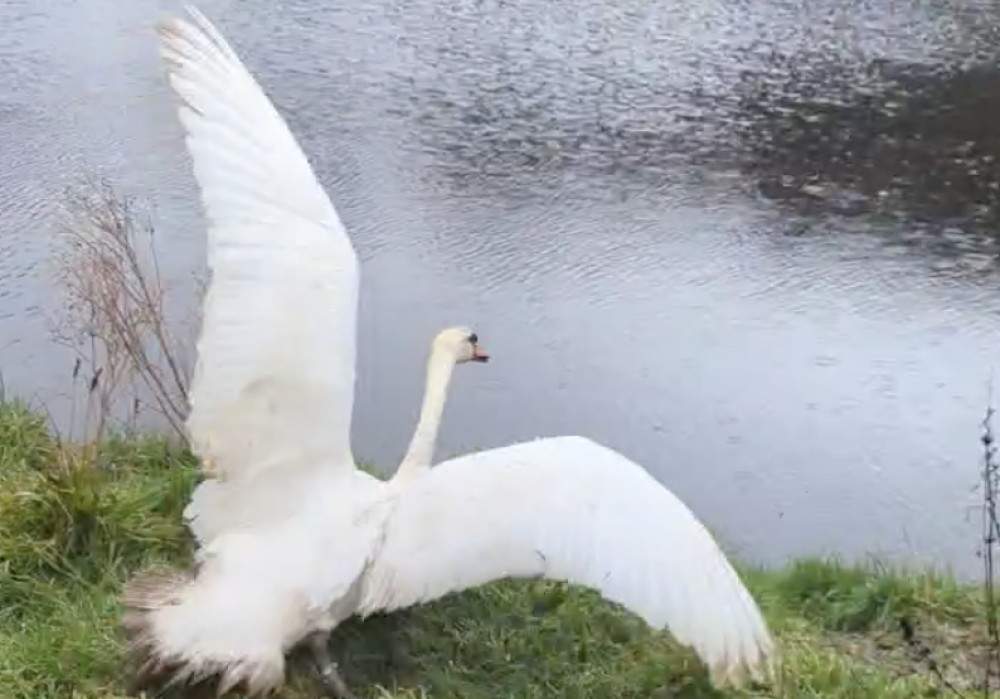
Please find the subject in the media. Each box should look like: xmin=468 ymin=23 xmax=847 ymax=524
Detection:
xmin=1 ymin=0 xmax=999 ymax=577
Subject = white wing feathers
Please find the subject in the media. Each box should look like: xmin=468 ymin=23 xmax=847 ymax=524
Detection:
xmin=359 ymin=436 xmax=774 ymax=686
xmin=157 ymin=7 xmax=359 ymax=487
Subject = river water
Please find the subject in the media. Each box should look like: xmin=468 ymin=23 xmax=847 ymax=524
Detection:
xmin=2 ymin=0 xmax=1000 ymax=578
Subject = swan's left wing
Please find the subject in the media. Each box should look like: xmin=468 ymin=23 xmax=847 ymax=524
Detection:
xmin=359 ymin=436 xmax=774 ymax=687
xmin=157 ymin=6 xmax=360 ymax=486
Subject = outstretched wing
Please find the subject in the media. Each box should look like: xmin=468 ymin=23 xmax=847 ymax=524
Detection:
xmin=359 ymin=436 xmax=774 ymax=687
xmin=157 ymin=6 xmax=359 ymax=483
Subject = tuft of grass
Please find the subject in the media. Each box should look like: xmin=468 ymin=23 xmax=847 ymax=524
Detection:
xmin=1 ymin=400 xmax=997 ymax=698
xmin=767 ymin=558 xmax=980 ymax=632
xmin=0 ymin=400 xmax=198 ymax=595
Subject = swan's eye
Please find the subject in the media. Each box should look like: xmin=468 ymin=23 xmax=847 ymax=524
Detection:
xmin=467 ymin=333 xmax=478 ymax=345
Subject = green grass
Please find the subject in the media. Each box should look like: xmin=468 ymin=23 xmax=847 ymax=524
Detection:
xmin=0 ymin=399 xmax=995 ymax=698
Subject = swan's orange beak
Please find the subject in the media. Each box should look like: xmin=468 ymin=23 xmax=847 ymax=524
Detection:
xmin=471 ymin=345 xmax=490 ymax=362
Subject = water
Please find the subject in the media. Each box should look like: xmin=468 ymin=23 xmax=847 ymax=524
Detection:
xmin=2 ymin=0 xmax=1000 ymax=578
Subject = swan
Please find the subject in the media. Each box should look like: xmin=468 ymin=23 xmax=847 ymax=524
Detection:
xmin=122 ymin=6 xmax=775 ymax=698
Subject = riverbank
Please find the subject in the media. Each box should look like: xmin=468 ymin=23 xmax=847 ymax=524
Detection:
xmin=0 ymin=399 xmax=994 ymax=698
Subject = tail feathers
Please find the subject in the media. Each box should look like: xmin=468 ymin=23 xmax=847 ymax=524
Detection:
xmin=121 ymin=567 xmax=287 ymax=696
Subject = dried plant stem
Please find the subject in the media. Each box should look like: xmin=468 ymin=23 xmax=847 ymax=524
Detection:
xmin=51 ymin=177 xmax=196 ymax=446
xmin=983 ymin=404 xmax=1000 ymax=696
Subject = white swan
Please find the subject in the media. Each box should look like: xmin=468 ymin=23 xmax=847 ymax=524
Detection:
xmin=122 ymin=6 xmax=775 ymax=698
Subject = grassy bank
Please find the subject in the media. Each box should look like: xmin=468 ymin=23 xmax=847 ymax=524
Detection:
xmin=0 ymin=399 xmax=995 ymax=699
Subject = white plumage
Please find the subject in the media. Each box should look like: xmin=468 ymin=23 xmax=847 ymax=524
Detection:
xmin=122 ymin=6 xmax=775 ymax=697
xmin=163 ymin=1 xmax=360 ymax=541
xmin=126 ymin=8 xmax=381 ymax=691
xmin=358 ymin=436 xmax=772 ymax=683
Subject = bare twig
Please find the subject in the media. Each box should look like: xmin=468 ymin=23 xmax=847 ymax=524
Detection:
xmin=50 ymin=177 xmax=197 ymax=447
xmin=982 ymin=403 xmax=1000 ymax=696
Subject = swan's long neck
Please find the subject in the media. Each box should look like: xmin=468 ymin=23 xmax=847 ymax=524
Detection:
xmin=393 ymin=347 xmax=456 ymax=481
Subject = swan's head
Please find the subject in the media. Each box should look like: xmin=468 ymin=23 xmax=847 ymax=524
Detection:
xmin=433 ymin=326 xmax=489 ymax=365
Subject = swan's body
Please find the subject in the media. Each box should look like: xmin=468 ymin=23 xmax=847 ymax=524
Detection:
xmin=123 ymin=6 xmax=774 ymax=697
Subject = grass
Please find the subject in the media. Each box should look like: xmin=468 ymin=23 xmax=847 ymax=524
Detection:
xmin=0 ymin=399 xmax=996 ymax=699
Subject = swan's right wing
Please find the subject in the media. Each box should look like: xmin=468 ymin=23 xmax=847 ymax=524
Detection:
xmin=157 ymin=7 xmax=359 ymax=484
xmin=359 ymin=436 xmax=774 ymax=688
